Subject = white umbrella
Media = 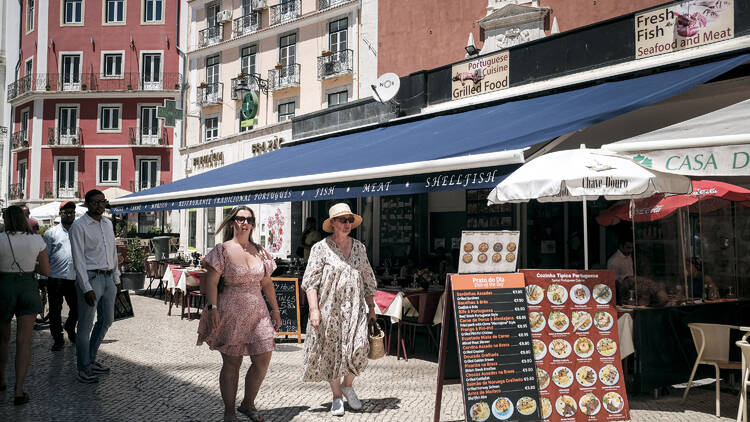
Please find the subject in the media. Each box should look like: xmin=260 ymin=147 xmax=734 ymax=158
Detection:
xmin=487 ymin=146 xmax=692 ymax=268
xmin=30 ymin=201 xmax=88 ymax=222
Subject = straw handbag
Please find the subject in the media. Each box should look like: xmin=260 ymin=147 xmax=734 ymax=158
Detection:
xmin=367 ymin=320 xmax=386 ymax=359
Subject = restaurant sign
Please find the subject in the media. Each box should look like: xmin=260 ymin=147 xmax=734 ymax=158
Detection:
xmin=629 ymin=144 xmax=750 ymax=176
xmin=451 ymin=50 xmax=510 ymax=101
xmin=192 ymin=151 xmax=225 ymax=169
xmin=111 ymin=165 xmax=515 ymax=213
xmin=635 ymin=0 xmax=734 ymax=59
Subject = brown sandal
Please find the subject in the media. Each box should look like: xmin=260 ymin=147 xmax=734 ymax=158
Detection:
xmin=237 ymin=406 xmax=264 ymax=422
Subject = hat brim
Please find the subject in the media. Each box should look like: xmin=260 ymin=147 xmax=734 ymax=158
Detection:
xmin=322 ymin=213 xmax=362 ymax=233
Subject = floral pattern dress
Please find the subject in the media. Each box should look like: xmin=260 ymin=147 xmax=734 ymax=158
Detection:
xmin=301 ymin=237 xmax=377 ymax=382
xmin=197 ymin=243 xmax=277 ymax=356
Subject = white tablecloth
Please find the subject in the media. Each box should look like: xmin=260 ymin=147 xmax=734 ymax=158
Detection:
xmin=163 ymin=266 xmax=203 ymax=292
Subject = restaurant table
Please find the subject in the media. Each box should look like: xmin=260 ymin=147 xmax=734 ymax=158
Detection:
xmin=374 ymin=287 xmax=445 ymax=323
xmin=162 ymin=265 xmax=206 ymax=317
xmin=621 ymin=299 xmax=750 ymax=394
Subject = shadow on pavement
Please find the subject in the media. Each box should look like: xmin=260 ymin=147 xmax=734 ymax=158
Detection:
xmin=261 ymin=405 xmax=310 ymax=421
xmin=308 ymin=397 xmax=401 ymax=414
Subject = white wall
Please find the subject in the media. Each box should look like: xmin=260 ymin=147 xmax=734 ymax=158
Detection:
xmin=359 ymin=0 xmax=378 ymax=99
xmin=1 ymin=0 xmax=21 ymax=206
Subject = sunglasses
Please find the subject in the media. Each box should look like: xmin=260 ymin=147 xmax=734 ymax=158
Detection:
xmin=234 ymin=216 xmax=255 ymax=224
xmin=89 ymin=199 xmax=109 ymax=206
xmin=335 ymin=216 xmax=355 ymax=224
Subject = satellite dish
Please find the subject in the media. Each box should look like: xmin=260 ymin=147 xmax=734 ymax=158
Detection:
xmin=371 ymin=73 xmax=400 ymax=103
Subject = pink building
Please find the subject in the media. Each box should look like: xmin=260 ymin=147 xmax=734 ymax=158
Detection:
xmin=7 ymin=0 xmax=183 ymax=224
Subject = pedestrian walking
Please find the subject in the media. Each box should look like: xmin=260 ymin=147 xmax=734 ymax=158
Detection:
xmin=0 ymin=205 xmax=50 ymax=405
xmin=20 ymin=205 xmax=40 ymax=234
xmin=69 ymin=190 xmax=120 ymax=384
xmin=301 ymin=203 xmax=377 ymax=416
xmin=197 ymin=206 xmax=281 ymax=422
xmin=44 ymin=201 xmax=79 ymax=351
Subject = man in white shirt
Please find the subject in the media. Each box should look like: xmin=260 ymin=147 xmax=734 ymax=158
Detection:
xmin=70 ymin=190 xmax=121 ymax=383
xmin=607 ymin=239 xmax=634 ymax=304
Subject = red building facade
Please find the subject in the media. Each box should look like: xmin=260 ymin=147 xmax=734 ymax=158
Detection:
xmin=8 ymin=0 xmax=181 ymax=210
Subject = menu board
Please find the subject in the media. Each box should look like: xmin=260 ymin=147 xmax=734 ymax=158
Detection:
xmin=520 ymin=270 xmax=630 ymax=421
xmin=452 ymin=273 xmax=541 ymax=422
xmin=459 ymin=231 xmax=520 ymax=274
xmin=262 ymin=277 xmax=301 ymax=342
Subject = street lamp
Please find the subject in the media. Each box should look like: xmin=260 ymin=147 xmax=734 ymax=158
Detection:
xmin=234 ymin=73 xmax=269 ymax=97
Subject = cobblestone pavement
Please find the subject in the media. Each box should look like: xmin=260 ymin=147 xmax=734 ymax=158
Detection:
xmin=0 ymin=293 xmax=745 ymax=421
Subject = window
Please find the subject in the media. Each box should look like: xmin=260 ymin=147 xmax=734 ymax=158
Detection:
xmin=206 ymin=207 xmax=216 ymax=249
xmin=329 ymin=18 xmax=347 ymax=53
xmin=99 ymin=105 xmax=121 ymax=131
xmin=242 ymin=0 xmax=251 ymax=16
xmin=56 ymin=159 xmax=76 ymax=198
xmin=105 ymin=0 xmax=124 ymax=23
xmin=58 ymin=106 xmax=78 ymax=137
xmin=61 ymin=54 xmax=81 ymax=90
xmin=64 ymin=0 xmax=82 ymax=24
xmin=278 ymin=101 xmax=294 ymax=122
xmin=204 ymin=117 xmax=219 ymax=141
xmin=139 ymin=106 xmax=159 ymax=143
xmin=188 ymin=210 xmax=197 ymax=249
xmin=206 ymin=55 xmax=220 ymax=87
xmin=240 ymin=45 xmax=257 ymax=76
xmin=98 ymin=158 xmax=120 ymax=184
xmin=137 ymin=158 xmax=159 ymax=190
xmin=141 ymin=53 xmax=161 ymax=89
xmin=206 ymin=2 xmax=219 ymax=27
xmin=279 ymin=33 xmax=296 ymax=67
xmin=21 ymin=110 xmax=30 ymax=141
xmin=144 ymin=0 xmax=163 ymax=23
xmin=27 ymin=0 xmax=34 ymax=32
xmin=25 ymin=59 xmax=33 ymax=77
xmin=18 ymin=160 xmax=28 ymax=196
xmin=103 ymin=53 xmax=123 ymax=77
xmin=328 ymin=90 xmax=347 ymax=107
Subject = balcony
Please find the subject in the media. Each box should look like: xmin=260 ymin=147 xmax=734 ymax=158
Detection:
xmin=198 ymin=82 xmax=224 ymax=106
xmin=318 ymin=0 xmax=348 ymax=10
xmin=129 ymin=127 xmax=169 ymax=146
xmin=11 ymin=131 xmax=29 ymax=151
xmin=269 ymin=0 xmax=300 ymax=25
xmin=198 ymin=25 xmax=224 ymax=48
xmin=130 ymin=179 xmax=166 ymax=193
xmin=317 ymin=49 xmax=354 ymax=80
xmin=6 ymin=73 xmax=182 ymax=101
xmin=233 ymin=12 xmax=261 ymax=37
xmin=48 ymin=127 xmax=83 ymax=146
xmin=9 ymin=183 xmax=24 ymax=201
xmin=44 ymin=181 xmax=82 ymax=200
xmin=231 ymin=74 xmax=262 ymax=99
xmin=268 ymin=64 xmax=300 ymax=91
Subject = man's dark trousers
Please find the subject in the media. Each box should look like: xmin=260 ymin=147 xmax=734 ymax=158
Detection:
xmin=48 ymin=277 xmax=78 ymax=341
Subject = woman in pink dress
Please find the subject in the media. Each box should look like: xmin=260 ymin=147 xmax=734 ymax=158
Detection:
xmin=197 ymin=206 xmax=281 ymax=422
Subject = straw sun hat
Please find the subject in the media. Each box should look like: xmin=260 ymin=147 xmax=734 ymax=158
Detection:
xmin=322 ymin=203 xmax=362 ymax=233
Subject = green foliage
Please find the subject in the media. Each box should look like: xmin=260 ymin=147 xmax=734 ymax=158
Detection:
xmin=127 ymin=224 xmax=138 ymax=237
xmin=39 ymin=225 xmax=51 ymax=236
xmin=148 ymin=226 xmax=163 ymax=235
xmin=124 ymin=238 xmax=147 ymax=273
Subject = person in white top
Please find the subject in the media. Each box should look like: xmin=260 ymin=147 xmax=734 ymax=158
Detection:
xmin=69 ymin=190 xmax=121 ymax=384
xmin=607 ymin=239 xmax=634 ymax=304
xmin=0 ymin=205 xmax=50 ymax=406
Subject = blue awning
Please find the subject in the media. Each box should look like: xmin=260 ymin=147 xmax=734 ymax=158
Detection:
xmin=111 ymin=54 xmax=749 ymax=213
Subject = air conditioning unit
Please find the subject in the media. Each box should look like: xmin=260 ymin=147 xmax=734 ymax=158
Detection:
xmin=216 ymin=10 xmax=232 ymax=23
xmin=252 ymin=0 xmax=268 ymax=9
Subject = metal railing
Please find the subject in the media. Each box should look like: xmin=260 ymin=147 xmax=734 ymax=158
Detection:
xmin=48 ymin=127 xmax=83 ymax=146
xmin=268 ymin=64 xmax=300 ymax=90
xmin=128 ymin=127 xmax=169 ymax=145
xmin=7 ymin=73 xmax=182 ymax=100
xmin=44 ymin=181 xmax=82 ymax=199
xmin=11 ymin=131 xmax=29 ymax=150
xmin=231 ymin=74 xmax=261 ymax=99
xmin=318 ymin=0 xmax=349 ymax=10
xmin=198 ymin=25 xmax=224 ymax=48
xmin=130 ymin=179 xmax=166 ymax=192
xmin=198 ymin=82 xmax=224 ymax=105
xmin=317 ymin=49 xmax=353 ymax=79
xmin=233 ymin=12 xmax=260 ymax=37
xmin=9 ymin=183 xmax=24 ymax=201
xmin=269 ymin=0 xmax=300 ymax=25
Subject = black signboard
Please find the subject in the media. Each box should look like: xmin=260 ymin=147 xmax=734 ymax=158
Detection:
xmin=263 ymin=277 xmax=302 ymax=342
xmin=452 ymin=273 xmax=541 ymax=422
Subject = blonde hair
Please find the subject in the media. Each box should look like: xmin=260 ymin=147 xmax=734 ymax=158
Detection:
xmin=217 ymin=206 xmax=256 ymax=243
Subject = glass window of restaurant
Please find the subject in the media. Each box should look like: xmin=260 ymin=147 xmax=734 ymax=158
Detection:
xmin=188 ymin=210 xmax=197 ymax=249
xmin=205 ymin=207 xmax=216 ymax=250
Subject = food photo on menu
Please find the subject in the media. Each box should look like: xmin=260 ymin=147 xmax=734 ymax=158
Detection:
xmin=520 ymin=270 xmax=630 ymax=421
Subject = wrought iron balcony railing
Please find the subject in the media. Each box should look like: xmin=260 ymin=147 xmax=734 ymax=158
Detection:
xmin=128 ymin=127 xmax=169 ymax=146
xmin=231 ymin=74 xmax=262 ymax=99
xmin=130 ymin=179 xmax=166 ymax=192
xmin=198 ymin=82 xmax=224 ymax=105
xmin=318 ymin=0 xmax=349 ymax=10
xmin=268 ymin=64 xmax=300 ymax=91
xmin=198 ymin=25 xmax=224 ymax=48
xmin=9 ymin=183 xmax=24 ymax=201
xmin=233 ymin=12 xmax=261 ymax=37
xmin=44 ymin=181 xmax=82 ymax=199
xmin=6 ymin=73 xmax=182 ymax=100
xmin=11 ymin=131 xmax=29 ymax=150
xmin=48 ymin=127 xmax=83 ymax=146
xmin=269 ymin=0 xmax=300 ymax=25
xmin=317 ymin=49 xmax=354 ymax=79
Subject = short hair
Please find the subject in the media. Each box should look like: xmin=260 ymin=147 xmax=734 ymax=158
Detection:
xmin=84 ymin=189 xmax=105 ymax=203
xmin=3 ymin=205 xmax=32 ymax=234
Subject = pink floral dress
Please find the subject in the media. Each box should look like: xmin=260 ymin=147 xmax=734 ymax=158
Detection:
xmin=197 ymin=243 xmax=277 ymax=356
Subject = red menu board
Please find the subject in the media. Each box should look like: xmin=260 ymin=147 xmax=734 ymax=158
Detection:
xmin=520 ymin=270 xmax=630 ymax=421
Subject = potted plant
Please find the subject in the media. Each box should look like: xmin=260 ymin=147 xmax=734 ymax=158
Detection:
xmin=274 ymin=62 xmax=283 ymax=70
xmin=237 ymin=72 xmax=246 ymax=79
xmin=199 ymin=81 xmax=208 ymax=88
xmin=81 ymin=83 xmax=87 ymax=90
xmin=321 ymin=49 xmax=332 ymax=57
xmin=127 ymin=83 xmax=133 ymax=90
xmin=45 ymin=84 xmax=51 ymax=91
xmin=174 ymin=83 xmax=181 ymax=89
xmin=120 ymin=238 xmax=148 ymax=290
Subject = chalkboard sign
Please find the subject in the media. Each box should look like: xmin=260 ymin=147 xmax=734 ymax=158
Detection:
xmin=264 ymin=277 xmax=302 ymax=342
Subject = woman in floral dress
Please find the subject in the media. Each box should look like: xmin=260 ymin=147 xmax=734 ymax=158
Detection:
xmin=302 ymin=203 xmax=377 ymax=416
xmin=198 ymin=206 xmax=282 ymax=422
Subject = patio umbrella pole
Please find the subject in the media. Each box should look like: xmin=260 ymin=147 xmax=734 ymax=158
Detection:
xmin=583 ymin=196 xmax=589 ymax=270
xmin=630 ymin=199 xmax=638 ymax=304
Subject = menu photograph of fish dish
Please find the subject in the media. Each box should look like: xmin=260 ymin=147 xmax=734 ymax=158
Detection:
xmin=593 ymin=283 xmax=613 ymax=304
xmin=571 ymin=310 xmax=593 ymax=331
xmin=526 ymin=284 xmax=544 ymax=304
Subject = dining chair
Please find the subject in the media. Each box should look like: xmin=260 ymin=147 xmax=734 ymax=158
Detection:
xmin=737 ymin=338 xmax=750 ymax=422
xmin=395 ymin=291 xmax=442 ymax=361
xmin=682 ymin=323 xmax=743 ymax=417
xmin=183 ymin=272 xmax=205 ymax=320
